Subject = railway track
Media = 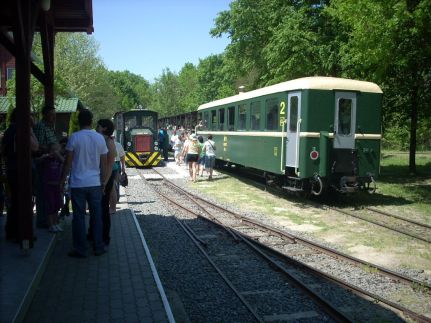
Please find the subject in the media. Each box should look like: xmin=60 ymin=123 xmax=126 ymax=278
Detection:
xmin=220 ymin=167 xmax=431 ymax=247
xmin=139 ymin=171 xmax=342 ymax=322
xmin=142 ymin=168 xmax=431 ymax=322
xmin=326 ymin=205 xmax=431 ymax=244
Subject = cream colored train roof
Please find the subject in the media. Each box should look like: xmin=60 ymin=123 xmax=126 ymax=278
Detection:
xmin=198 ymin=77 xmax=382 ymax=110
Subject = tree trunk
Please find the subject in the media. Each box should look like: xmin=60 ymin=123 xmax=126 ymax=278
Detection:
xmin=409 ymin=84 xmax=418 ymax=174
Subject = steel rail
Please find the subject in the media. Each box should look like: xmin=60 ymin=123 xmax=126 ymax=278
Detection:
xmin=174 ymin=218 xmax=264 ymax=323
xmin=244 ymin=236 xmax=431 ymax=323
xmin=151 ymin=168 xmax=431 ymax=291
xmin=147 ymin=169 xmax=431 ymax=322
xmin=138 ymin=171 xmax=263 ymax=322
xmin=365 ymin=206 xmax=431 ymax=230
xmin=327 ymin=206 xmax=431 ymax=244
xmin=232 ymin=229 xmax=351 ymax=322
xmin=146 ymin=172 xmax=351 ymax=322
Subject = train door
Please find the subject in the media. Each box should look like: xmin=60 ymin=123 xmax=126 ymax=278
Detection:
xmin=334 ymin=92 xmax=356 ymax=149
xmin=286 ymin=92 xmax=301 ymax=167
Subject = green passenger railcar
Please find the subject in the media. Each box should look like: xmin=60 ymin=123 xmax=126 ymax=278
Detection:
xmin=196 ymin=77 xmax=382 ymax=195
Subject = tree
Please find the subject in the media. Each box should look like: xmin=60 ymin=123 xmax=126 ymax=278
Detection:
xmin=107 ymin=70 xmax=151 ymax=110
xmin=327 ymin=0 xmax=431 ymax=173
xmin=197 ymin=54 xmax=236 ymax=102
xmin=54 ymin=33 xmax=121 ymax=120
xmin=150 ymin=68 xmax=182 ymax=117
xmin=178 ymin=63 xmax=202 ymax=112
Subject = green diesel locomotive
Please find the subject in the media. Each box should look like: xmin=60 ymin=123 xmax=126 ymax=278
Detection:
xmin=196 ymin=77 xmax=382 ymax=195
xmin=113 ymin=109 xmax=162 ymax=167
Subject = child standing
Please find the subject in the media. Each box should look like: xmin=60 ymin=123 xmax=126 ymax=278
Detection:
xmin=42 ymin=143 xmax=64 ymax=232
xmin=173 ymin=133 xmax=184 ymax=165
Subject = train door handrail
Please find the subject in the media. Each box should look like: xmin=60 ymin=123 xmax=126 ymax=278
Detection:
xmin=295 ymin=118 xmax=302 ymax=175
xmin=280 ymin=119 xmax=287 ymax=173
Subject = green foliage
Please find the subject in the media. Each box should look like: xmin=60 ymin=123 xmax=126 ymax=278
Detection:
xmin=107 ymin=70 xmax=151 ymax=110
xmin=197 ymin=54 xmax=236 ymax=102
xmin=150 ymin=68 xmax=182 ymax=117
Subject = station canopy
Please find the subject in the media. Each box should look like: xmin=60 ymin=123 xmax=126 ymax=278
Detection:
xmin=0 ymin=0 xmax=94 ymax=248
xmin=0 ymin=0 xmax=93 ymax=34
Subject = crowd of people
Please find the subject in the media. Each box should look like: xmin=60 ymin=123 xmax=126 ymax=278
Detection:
xmin=1 ymin=108 xmax=215 ymax=257
xmin=1 ymin=106 xmax=126 ymax=258
xmin=167 ymin=128 xmax=216 ymax=183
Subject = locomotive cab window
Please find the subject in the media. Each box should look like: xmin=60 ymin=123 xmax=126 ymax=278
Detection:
xmin=289 ymin=96 xmax=298 ymax=132
xmin=338 ymin=98 xmax=352 ymax=135
xmin=125 ymin=115 xmax=137 ymax=130
xmin=211 ymin=110 xmax=217 ymax=130
xmin=238 ymin=104 xmax=247 ymax=130
xmin=251 ymin=101 xmax=261 ymax=130
xmin=228 ymin=106 xmax=235 ymax=131
xmin=142 ymin=116 xmax=154 ymax=129
xmin=219 ymin=108 xmax=225 ymax=130
xmin=265 ymin=98 xmax=279 ymax=130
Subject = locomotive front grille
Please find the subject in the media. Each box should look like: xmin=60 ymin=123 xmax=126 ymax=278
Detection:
xmin=134 ymin=135 xmax=152 ymax=152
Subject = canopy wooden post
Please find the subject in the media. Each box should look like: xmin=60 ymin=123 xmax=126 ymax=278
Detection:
xmin=40 ymin=12 xmax=54 ymax=107
xmin=13 ymin=0 xmax=36 ymax=249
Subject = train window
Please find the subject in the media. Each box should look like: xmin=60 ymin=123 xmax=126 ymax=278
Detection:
xmin=142 ymin=116 xmax=154 ymax=128
xmin=228 ymin=106 xmax=235 ymax=131
xmin=219 ymin=108 xmax=225 ymax=130
xmin=203 ymin=111 xmax=210 ymax=130
xmin=289 ymin=96 xmax=298 ymax=132
xmin=265 ymin=98 xmax=279 ymax=130
xmin=251 ymin=101 xmax=261 ymax=130
xmin=338 ymin=98 xmax=352 ymax=135
xmin=125 ymin=115 xmax=137 ymax=130
xmin=211 ymin=110 xmax=217 ymax=130
xmin=238 ymin=104 xmax=247 ymax=130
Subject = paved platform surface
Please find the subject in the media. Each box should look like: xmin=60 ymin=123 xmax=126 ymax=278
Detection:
xmin=1 ymin=188 xmax=174 ymax=323
xmin=0 ymin=217 xmax=56 ymax=323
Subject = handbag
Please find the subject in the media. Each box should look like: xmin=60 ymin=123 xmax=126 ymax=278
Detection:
xmin=119 ymin=172 xmax=128 ymax=187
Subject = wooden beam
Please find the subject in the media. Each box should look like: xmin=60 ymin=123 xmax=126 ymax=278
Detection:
xmin=13 ymin=0 xmax=34 ymax=248
xmin=0 ymin=31 xmax=46 ymax=85
xmin=40 ymin=12 xmax=54 ymax=107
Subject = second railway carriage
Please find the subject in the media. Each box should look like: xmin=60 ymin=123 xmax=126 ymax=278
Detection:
xmin=113 ymin=109 xmax=162 ymax=167
xmin=196 ymin=77 xmax=382 ymax=195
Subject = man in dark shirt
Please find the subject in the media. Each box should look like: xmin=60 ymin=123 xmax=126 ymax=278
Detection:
xmin=34 ymin=105 xmax=58 ymax=228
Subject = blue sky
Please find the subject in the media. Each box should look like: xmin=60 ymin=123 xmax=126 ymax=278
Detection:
xmin=93 ymin=0 xmax=232 ymax=82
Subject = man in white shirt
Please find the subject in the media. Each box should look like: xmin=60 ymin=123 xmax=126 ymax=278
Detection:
xmin=61 ymin=109 xmax=108 ymax=257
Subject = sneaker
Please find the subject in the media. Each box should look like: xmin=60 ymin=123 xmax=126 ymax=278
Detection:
xmin=49 ymin=226 xmax=58 ymax=233
xmin=55 ymin=225 xmax=63 ymax=232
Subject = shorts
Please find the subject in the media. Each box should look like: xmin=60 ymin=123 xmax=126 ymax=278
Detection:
xmin=205 ymin=155 xmax=216 ymax=169
xmin=198 ymin=157 xmax=205 ymax=166
xmin=187 ymin=153 xmax=199 ymax=163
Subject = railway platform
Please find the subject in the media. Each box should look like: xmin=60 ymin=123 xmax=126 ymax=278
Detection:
xmin=0 ymin=189 xmax=174 ymax=323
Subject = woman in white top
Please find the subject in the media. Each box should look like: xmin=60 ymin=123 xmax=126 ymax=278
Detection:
xmin=183 ymin=134 xmax=201 ymax=182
